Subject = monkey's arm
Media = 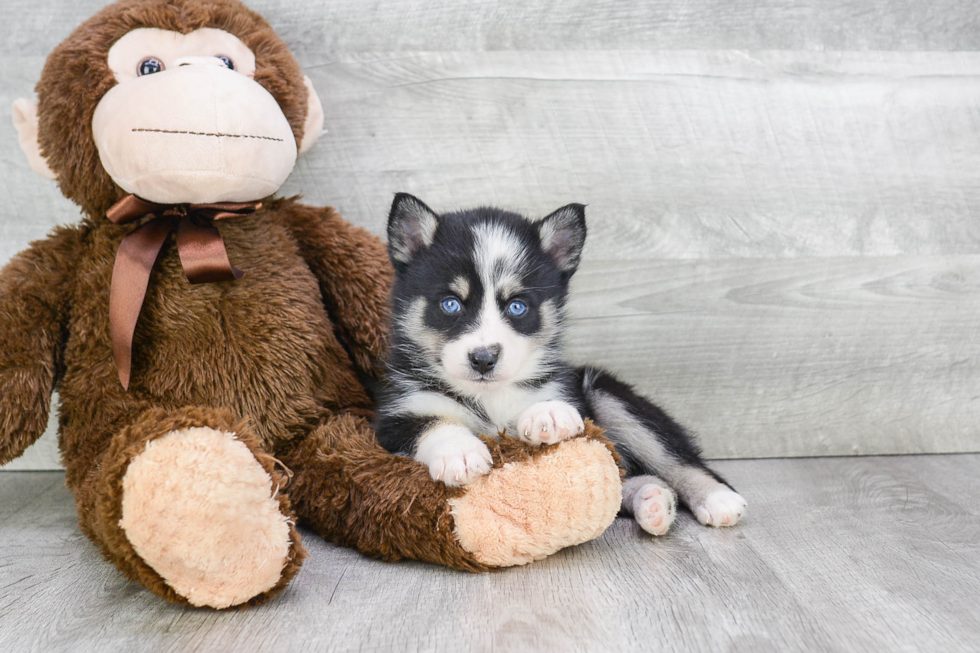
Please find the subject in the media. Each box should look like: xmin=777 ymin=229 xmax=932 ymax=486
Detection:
xmin=278 ymin=200 xmax=393 ymax=379
xmin=0 ymin=225 xmax=84 ymax=465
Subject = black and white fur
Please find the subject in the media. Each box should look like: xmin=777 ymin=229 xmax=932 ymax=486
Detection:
xmin=376 ymin=194 xmax=746 ymax=535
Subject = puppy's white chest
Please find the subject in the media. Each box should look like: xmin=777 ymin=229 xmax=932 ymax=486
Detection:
xmin=478 ymin=383 xmax=562 ymax=434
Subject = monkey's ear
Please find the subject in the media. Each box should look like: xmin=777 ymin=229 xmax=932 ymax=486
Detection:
xmin=298 ymin=75 xmax=324 ymax=155
xmin=387 ymin=193 xmax=439 ymax=269
xmin=12 ymin=98 xmax=56 ymax=180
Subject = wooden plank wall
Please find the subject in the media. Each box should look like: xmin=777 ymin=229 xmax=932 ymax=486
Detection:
xmin=2 ymin=0 xmax=979 ymax=468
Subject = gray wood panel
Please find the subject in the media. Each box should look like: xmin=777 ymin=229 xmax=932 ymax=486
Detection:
xmin=565 ymin=255 xmax=980 ymax=457
xmin=290 ymin=50 xmax=980 ymax=259
xmin=3 ymin=0 xmax=980 ymax=467
xmin=3 ymin=456 xmax=980 ymax=651
xmin=5 ymin=0 xmax=980 ymax=55
xmin=6 ymin=42 xmax=980 ymax=264
xmin=8 ymin=49 xmax=980 ymax=259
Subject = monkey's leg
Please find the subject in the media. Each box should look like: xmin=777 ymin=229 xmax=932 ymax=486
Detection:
xmin=282 ymin=413 xmax=622 ymax=569
xmin=75 ymin=406 xmax=305 ymax=609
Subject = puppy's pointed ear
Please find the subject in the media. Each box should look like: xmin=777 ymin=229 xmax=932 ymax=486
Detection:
xmin=538 ymin=203 xmax=587 ymax=275
xmin=387 ymin=193 xmax=439 ymax=269
xmin=12 ymin=98 xmax=56 ymax=180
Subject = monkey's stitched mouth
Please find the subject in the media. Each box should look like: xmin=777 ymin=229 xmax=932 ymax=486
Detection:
xmin=132 ymin=128 xmax=284 ymax=142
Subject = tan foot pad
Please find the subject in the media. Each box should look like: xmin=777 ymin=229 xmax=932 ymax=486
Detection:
xmin=449 ymin=437 xmax=622 ymax=567
xmin=120 ymin=427 xmax=292 ymax=608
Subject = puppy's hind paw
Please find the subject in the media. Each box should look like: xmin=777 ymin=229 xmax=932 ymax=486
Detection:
xmin=632 ymin=483 xmax=677 ymax=537
xmin=694 ymin=489 xmax=747 ymax=527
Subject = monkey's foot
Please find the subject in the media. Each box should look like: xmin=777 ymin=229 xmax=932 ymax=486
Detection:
xmin=119 ymin=426 xmax=296 ymax=608
xmin=449 ymin=433 xmax=621 ymax=566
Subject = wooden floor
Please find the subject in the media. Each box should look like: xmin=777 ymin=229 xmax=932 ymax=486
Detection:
xmin=1 ymin=455 xmax=978 ymax=652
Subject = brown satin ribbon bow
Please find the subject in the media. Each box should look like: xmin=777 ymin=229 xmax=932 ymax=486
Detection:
xmin=106 ymin=194 xmax=261 ymax=390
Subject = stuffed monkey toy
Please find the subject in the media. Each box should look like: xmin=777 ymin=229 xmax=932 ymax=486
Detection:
xmin=1 ymin=0 xmax=622 ymax=609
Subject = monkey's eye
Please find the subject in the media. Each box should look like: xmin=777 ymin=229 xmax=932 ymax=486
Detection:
xmin=137 ymin=57 xmax=165 ymax=76
xmin=216 ymin=55 xmax=235 ymax=70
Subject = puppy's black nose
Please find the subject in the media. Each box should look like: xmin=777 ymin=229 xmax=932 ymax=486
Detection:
xmin=469 ymin=346 xmax=500 ymax=374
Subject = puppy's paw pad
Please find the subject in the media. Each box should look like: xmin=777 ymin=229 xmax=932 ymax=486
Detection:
xmin=695 ymin=489 xmax=747 ymax=527
xmin=516 ymin=400 xmax=585 ymax=445
xmin=633 ymin=484 xmax=677 ymax=537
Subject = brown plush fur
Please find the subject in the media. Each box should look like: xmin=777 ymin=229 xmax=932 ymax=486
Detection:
xmin=1 ymin=0 xmax=622 ymax=607
xmin=1 ymin=198 xmax=400 ymax=602
xmin=0 ymin=226 xmax=84 ymax=466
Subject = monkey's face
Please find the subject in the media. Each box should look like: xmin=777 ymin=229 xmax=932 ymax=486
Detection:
xmin=90 ymin=28 xmax=299 ymax=204
xmin=16 ymin=0 xmax=323 ymax=215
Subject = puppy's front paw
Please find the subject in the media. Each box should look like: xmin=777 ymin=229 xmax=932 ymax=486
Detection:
xmin=632 ymin=483 xmax=677 ymax=537
xmin=694 ymin=489 xmax=747 ymax=527
xmin=415 ymin=423 xmax=493 ymax=487
xmin=516 ymin=400 xmax=585 ymax=445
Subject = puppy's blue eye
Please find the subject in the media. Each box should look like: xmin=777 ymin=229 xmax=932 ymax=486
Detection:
xmin=216 ymin=55 xmax=235 ymax=70
xmin=441 ymin=298 xmax=462 ymax=314
xmin=507 ymin=300 xmax=528 ymax=317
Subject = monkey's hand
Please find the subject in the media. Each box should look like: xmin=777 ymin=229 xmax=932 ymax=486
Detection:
xmin=0 ymin=226 xmax=82 ymax=465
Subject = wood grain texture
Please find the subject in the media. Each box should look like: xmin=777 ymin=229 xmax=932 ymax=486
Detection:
xmin=9 ymin=50 xmax=980 ymax=258
xmin=566 ymin=255 xmax=980 ymax=457
xmin=3 ymin=0 xmax=980 ymax=467
xmin=293 ymin=50 xmax=980 ymax=258
xmin=3 ymin=457 xmax=980 ymax=651
xmin=4 ymin=0 xmax=980 ymax=55
xmin=7 ymin=43 xmax=980 ymax=263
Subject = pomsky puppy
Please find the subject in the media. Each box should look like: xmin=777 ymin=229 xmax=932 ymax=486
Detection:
xmin=375 ymin=194 xmax=747 ymax=535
